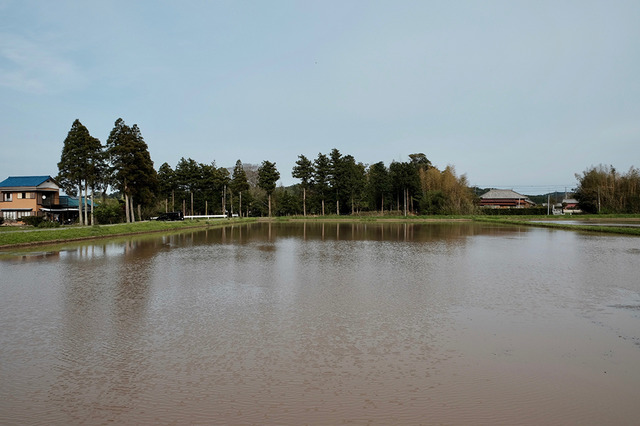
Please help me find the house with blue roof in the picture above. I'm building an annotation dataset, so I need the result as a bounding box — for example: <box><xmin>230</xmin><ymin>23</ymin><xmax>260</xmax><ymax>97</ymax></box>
<box><xmin>0</xmin><ymin>176</ymin><xmax>60</xmax><ymax>221</ymax></box>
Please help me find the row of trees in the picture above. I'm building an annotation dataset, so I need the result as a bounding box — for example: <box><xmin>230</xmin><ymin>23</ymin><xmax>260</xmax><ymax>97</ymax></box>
<box><xmin>57</xmin><ymin>119</ymin><xmax>157</xmax><ymax>225</ymax></box>
<box><xmin>60</xmin><ymin>119</ymin><xmax>639</xmax><ymax>222</ymax></box>
<box><xmin>156</xmin><ymin>158</ymin><xmax>280</xmax><ymax>218</ymax></box>
<box><xmin>574</xmin><ymin>165</ymin><xmax>640</xmax><ymax>213</ymax></box>
<box><xmin>152</xmin><ymin>149</ymin><xmax>476</xmax><ymax>218</ymax></box>
<box><xmin>289</xmin><ymin>149</ymin><xmax>475</xmax><ymax>216</ymax></box>
<box><xmin>58</xmin><ymin>118</ymin><xmax>478</xmax><ymax>224</ymax></box>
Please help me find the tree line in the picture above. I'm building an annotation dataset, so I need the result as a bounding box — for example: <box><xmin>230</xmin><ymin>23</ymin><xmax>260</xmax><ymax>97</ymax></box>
<box><xmin>574</xmin><ymin>165</ymin><xmax>640</xmax><ymax>213</ymax></box>
<box><xmin>58</xmin><ymin>119</ymin><xmax>640</xmax><ymax>225</ymax></box>
<box><xmin>57</xmin><ymin>118</ymin><xmax>157</xmax><ymax>225</ymax></box>
<box><xmin>153</xmin><ymin>149</ymin><xmax>476</xmax><ymax>218</ymax></box>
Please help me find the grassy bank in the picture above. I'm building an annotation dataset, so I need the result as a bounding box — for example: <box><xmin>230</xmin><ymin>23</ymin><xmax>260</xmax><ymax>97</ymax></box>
<box><xmin>474</xmin><ymin>215</ymin><xmax>640</xmax><ymax>236</ymax></box>
<box><xmin>0</xmin><ymin>218</ymin><xmax>255</xmax><ymax>248</ymax></box>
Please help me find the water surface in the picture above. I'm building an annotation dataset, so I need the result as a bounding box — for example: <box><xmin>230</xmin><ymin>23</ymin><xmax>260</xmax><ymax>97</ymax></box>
<box><xmin>1</xmin><ymin>222</ymin><xmax>639</xmax><ymax>425</ymax></box>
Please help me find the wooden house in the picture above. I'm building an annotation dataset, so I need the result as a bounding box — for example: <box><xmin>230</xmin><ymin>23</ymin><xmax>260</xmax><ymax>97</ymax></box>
<box><xmin>479</xmin><ymin>189</ymin><xmax>535</xmax><ymax>208</ymax></box>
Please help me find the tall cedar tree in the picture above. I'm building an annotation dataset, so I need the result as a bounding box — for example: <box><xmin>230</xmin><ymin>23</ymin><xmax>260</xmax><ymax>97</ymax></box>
<box><xmin>106</xmin><ymin>118</ymin><xmax>158</xmax><ymax>223</ymax></box>
<box><xmin>368</xmin><ymin>161</ymin><xmax>391</xmax><ymax>213</ymax></box>
<box><xmin>57</xmin><ymin>119</ymin><xmax>103</xmax><ymax>225</ymax></box>
<box><xmin>329</xmin><ymin>148</ymin><xmax>343</xmax><ymax>215</ymax></box>
<box><xmin>157</xmin><ymin>162</ymin><xmax>176</xmax><ymax>211</ymax></box>
<box><xmin>292</xmin><ymin>154</ymin><xmax>313</xmax><ymax>216</ymax></box>
<box><xmin>257</xmin><ymin>160</ymin><xmax>280</xmax><ymax>217</ymax></box>
<box><xmin>231</xmin><ymin>160</ymin><xmax>250</xmax><ymax>217</ymax></box>
<box><xmin>312</xmin><ymin>153</ymin><xmax>331</xmax><ymax>215</ymax></box>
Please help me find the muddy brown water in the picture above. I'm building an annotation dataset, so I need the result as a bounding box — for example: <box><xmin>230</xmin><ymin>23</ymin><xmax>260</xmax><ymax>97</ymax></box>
<box><xmin>1</xmin><ymin>222</ymin><xmax>639</xmax><ymax>425</ymax></box>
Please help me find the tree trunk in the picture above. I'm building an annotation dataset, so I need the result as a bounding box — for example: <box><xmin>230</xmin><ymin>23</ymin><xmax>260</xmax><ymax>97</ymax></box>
<box><xmin>322</xmin><ymin>199</ymin><xmax>325</xmax><ymax>216</ymax></box>
<box><xmin>138</xmin><ymin>204</ymin><xmax>141</xmax><ymax>222</ymax></box>
<box><xmin>90</xmin><ymin>187</ymin><xmax>95</xmax><ymax>225</ymax></box>
<box><xmin>130</xmin><ymin>195</ymin><xmax>136</xmax><ymax>223</ymax></box>
<box><xmin>239</xmin><ymin>192</ymin><xmax>242</xmax><ymax>218</ymax></box>
<box><xmin>84</xmin><ymin>181</ymin><xmax>89</xmax><ymax>225</ymax></box>
<box><xmin>124</xmin><ymin>193</ymin><xmax>130</xmax><ymax>223</ymax></box>
<box><xmin>268</xmin><ymin>193</ymin><xmax>272</xmax><ymax>217</ymax></box>
<box><xmin>84</xmin><ymin>182</ymin><xmax>88</xmax><ymax>225</ymax></box>
<box><xmin>303</xmin><ymin>187</ymin><xmax>306</xmax><ymax>216</ymax></box>
<box><xmin>404</xmin><ymin>188</ymin><xmax>407</xmax><ymax>217</ymax></box>
<box><xmin>78</xmin><ymin>183</ymin><xmax>83</xmax><ymax>225</ymax></box>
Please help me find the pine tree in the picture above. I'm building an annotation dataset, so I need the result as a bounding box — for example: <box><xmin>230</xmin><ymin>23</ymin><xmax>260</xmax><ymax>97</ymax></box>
<box><xmin>257</xmin><ymin>160</ymin><xmax>280</xmax><ymax>217</ymax></box>
<box><xmin>231</xmin><ymin>160</ymin><xmax>250</xmax><ymax>217</ymax></box>
<box><xmin>57</xmin><ymin>119</ymin><xmax>102</xmax><ymax>225</ymax></box>
<box><xmin>106</xmin><ymin>118</ymin><xmax>157</xmax><ymax>222</ymax></box>
<box><xmin>312</xmin><ymin>153</ymin><xmax>330</xmax><ymax>216</ymax></box>
<box><xmin>292</xmin><ymin>154</ymin><xmax>313</xmax><ymax>216</ymax></box>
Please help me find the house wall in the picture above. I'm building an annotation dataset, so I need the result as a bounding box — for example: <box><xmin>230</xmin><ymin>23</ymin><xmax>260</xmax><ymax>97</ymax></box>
<box><xmin>0</xmin><ymin>190</ymin><xmax>59</xmax><ymax>220</ymax></box>
<box><xmin>479</xmin><ymin>199</ymin><xmax>535</xmax><ymax>208</ymax></box>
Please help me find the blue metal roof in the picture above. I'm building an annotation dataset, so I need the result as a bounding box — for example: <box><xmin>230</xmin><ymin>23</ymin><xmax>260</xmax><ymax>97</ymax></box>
<box><xmin>59</xmin><ymin>195</ymin><xmax>95</xmax><ymax>207</ymax></box>
<box><xmin>0</xmin><ymin>176</ymin><xmax>55</xmax><ymax>188</ymax></box>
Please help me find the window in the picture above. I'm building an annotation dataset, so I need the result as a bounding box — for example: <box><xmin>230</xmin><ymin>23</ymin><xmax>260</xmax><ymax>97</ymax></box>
<box><xmin>17</xmin><ymin>192</ymin><xmax>35</xmax><ymax>199</ymax></box>
<box><xmin>1</xmin><ymin>211</ymin><xmax>33</xmax><ymax>220</ymax></box>
<box><xmin>2</xmin><ymin>192</ymin><xmax>12</xmax><ymax>202</ymax></box>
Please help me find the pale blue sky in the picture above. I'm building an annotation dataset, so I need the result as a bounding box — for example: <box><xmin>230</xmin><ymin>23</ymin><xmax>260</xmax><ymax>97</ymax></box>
<box><xmin>1</xmin><ymin>0</ymin><xmax>639</xmax><ymax>194</ymax></box>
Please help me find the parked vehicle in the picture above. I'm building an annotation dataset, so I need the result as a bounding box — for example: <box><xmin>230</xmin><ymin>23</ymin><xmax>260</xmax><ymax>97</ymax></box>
<box><xmin>155</xmin><ymin>211</ymin><xmax>184</xmax><ymax>221</ymax></box>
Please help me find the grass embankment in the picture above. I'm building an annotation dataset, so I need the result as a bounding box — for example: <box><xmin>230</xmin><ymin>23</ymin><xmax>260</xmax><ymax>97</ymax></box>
<box><xmin>0</xmin><ymin>218</ymin><xmax>255</xmax><ymax>248</ymax></box>
<box><xmin>474</xmin><ymin>215</ymin><xmax>640</xmax><ymax>236</ymax></box>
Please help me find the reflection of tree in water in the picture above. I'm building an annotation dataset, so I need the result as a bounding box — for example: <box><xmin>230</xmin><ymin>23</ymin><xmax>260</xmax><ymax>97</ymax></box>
<box><xmin>50</xmin><ymin>240</ymin><xmax>156</xmax><ymax>423</ymax></box>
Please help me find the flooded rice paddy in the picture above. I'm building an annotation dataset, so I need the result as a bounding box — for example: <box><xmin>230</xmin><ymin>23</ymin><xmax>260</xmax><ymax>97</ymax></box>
<box><xmin>1</xmin><ymin>222</ymin><xmax>639</xmax><ymax>425</ymax></box>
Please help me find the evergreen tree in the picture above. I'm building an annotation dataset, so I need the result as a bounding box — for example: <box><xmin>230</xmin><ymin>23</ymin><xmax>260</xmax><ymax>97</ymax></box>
<box><xmin>329</xmin><ymin>148</ymin><xmax>343</xmax><ymax>215</ymax></box>
<box><xmin>292</xmin><ymin>154</ymin><xmax>313</xmax><ymax>216</ymax></box>
<box><xmin>389</xmin><ymin>161</ymin><xmax>420</xmax><ymax>215</ymax></box>
<box><xmin>312</xmin><ymin>152</ymin><xmax>331</xmax><ymax>215</ymax></box>
<box><xmin>231</xmin><ymin>160</ymin><xmax>250</xmax><ymax>217</ymax></box>
<box><xmin>157</xmin><ymin>162</ymin><xmax>176</xmax><ymax>211</ymax></box>
<box><xmin>106</xmin><ymin>118</ymin><xmax>157</xmax><ymax>222</ymax></box>
<box><xmin>367</xmin><ymin>161</ymin><xmax>391</xmax><ymax>213</ymax></box>
<box><xmin>57</xmin><ymin>119</ymin><xmax>102</xmax><ymax>225</ymax></box>
<box><xmin>257</xmin><ymin>160</ymin><xmax>280</xmax><ymax>217</ymax></box>
<box><xmin>340</xmin><ymin>155</ymin><xmax>367</xmax><ymax>214</ymax></box>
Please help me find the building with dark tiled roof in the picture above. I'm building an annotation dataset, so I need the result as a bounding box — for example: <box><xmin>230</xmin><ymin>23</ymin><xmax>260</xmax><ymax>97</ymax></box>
<box><xmin>479</xmin><ymin>189</ymin><xmax>535</xmax><ymax>208</ymax></box>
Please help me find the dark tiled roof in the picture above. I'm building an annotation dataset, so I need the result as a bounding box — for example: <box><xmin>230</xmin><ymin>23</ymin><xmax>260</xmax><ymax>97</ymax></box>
<box><xmin>0</xmin><ymin>175</ymin><xmax>55</xmax><ymax>188</ymax></box>
<box><xmin>480</xmin><ymin>189</ymin><xmax>528</xmax><ymax>199</ymax></box>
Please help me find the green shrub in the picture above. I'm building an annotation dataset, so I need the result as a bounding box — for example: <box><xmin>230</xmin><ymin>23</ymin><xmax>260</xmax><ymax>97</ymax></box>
<box><xmin>94</xmin><ymin>199</ymin><xmax>125</xmax><ymax>224</ymax></box>
<box><xmin>37</xmin><ymin>220</ymin><xmax>61</xmax><ymax>228</ymax></box>
<box><xmin>21</xmin><ymin>215</ymin><xmax>45</xmax><ymax>227</ymax></box>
